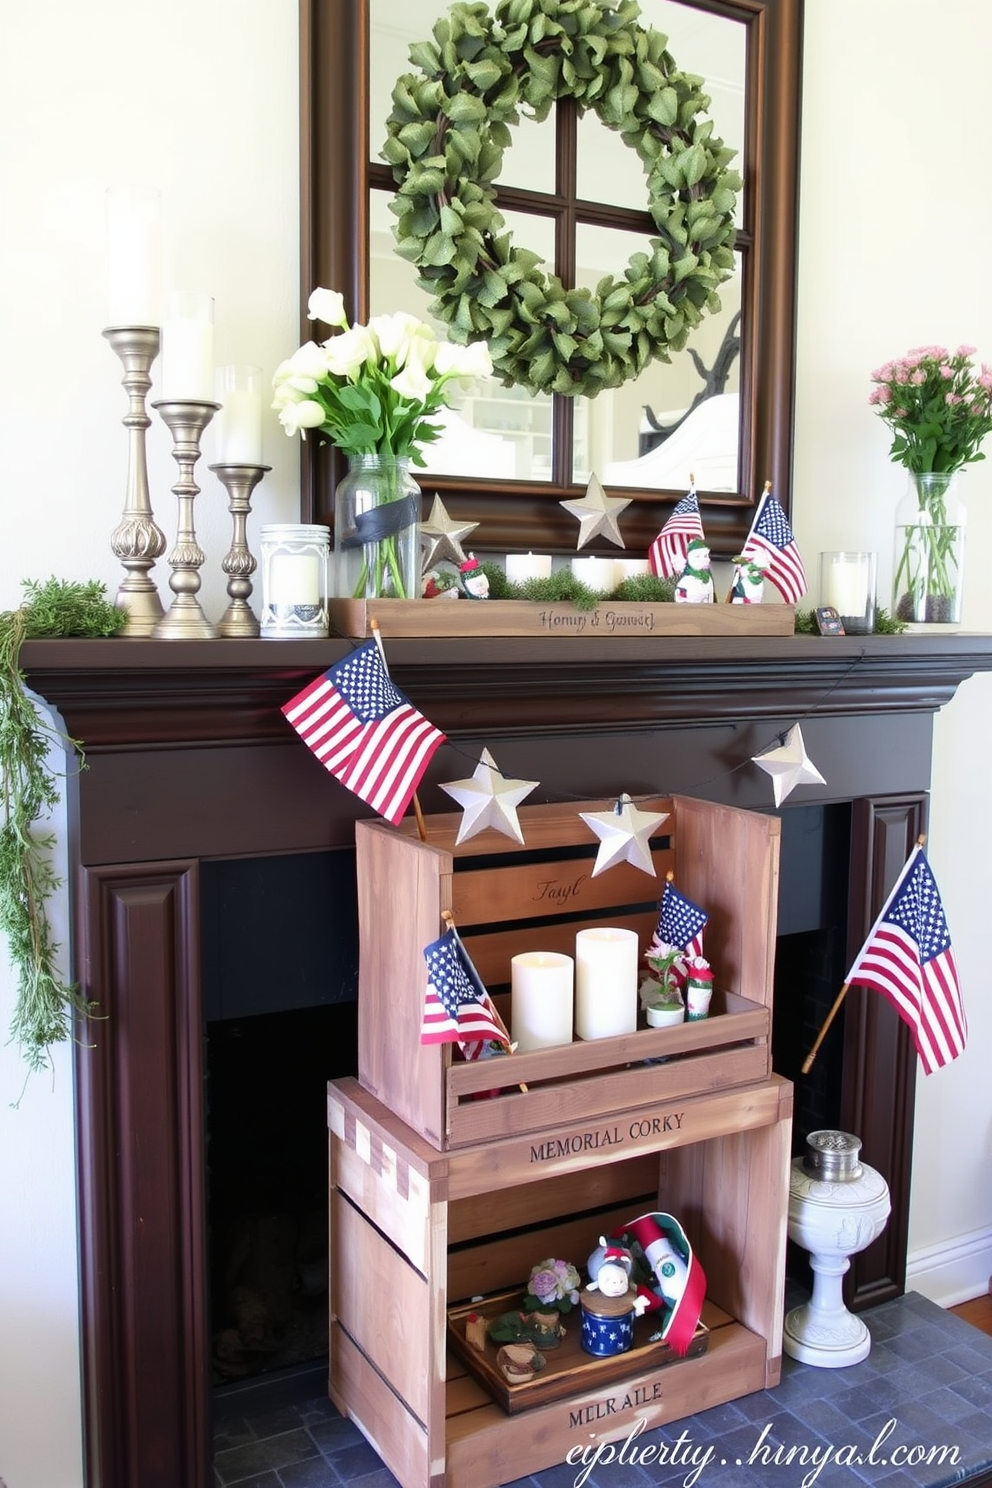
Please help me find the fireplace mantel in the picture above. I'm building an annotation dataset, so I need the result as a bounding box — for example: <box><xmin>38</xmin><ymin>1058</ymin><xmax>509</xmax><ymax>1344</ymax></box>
<box><xmin>20</xmin><ymin>631</ymin><xmax>992</xmax><ymax>1488</ymax></box>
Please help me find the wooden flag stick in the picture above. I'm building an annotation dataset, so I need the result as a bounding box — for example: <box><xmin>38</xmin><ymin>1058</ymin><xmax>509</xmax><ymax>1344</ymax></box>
<box><xmin>802</xmin><ymin>831</ymin><xmax>928</xmax><ymax>1075</ymax></box>
<box><xmin>801</xmin><ymin>982</ymin><xmax>850</xmax><ymax>1075</ymax></box>
<box><xmin>370</xmin><ymin>614</ymin><xmax>428</xmax><ymax>842</ymax></box>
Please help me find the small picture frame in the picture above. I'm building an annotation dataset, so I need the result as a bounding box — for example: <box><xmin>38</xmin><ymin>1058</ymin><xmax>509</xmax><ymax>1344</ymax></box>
<box><xmin>815</xmin><ymin>605</ymin><xmax>846</xmax><ymax>636</ymax></box>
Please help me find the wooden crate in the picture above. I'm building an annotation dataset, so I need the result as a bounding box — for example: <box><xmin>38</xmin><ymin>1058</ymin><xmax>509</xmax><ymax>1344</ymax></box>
<box><xmin>356</xmin><ymin>795</ymin><xmax>781</xmax><ymax>1149</ymax></box>
<box><xmin>328</xmin><ymin>1073</ymin><xmax>793</xmax><ymax>1488</ymax></box>
<box><xmin>329</xmin><ymin>596</ymin><xmax>795</xmax><ymax>638</ymax></box>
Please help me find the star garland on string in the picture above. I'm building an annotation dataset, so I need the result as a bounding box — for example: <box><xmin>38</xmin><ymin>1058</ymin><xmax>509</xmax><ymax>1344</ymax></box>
<box><xmin>579</xmin><ymin>794</ymin><xmax>669</xmax><ymax>877</ymax></box>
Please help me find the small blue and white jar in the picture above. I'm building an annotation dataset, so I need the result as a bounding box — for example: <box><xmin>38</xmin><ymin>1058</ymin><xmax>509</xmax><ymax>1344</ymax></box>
<box><xmin>580</xmin><ymin>1292</ymin><xmax>635</xmax><ymax>1356</ymax></box>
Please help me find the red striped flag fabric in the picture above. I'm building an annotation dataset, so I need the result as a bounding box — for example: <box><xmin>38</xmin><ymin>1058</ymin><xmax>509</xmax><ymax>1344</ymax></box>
<box><xmin>648</xmin><ymin>489</ymin><xmax>703</xmax><ymax>578</ymax></box>
<box><xmin>281</xmin><ymin>640</ymin><xmax>445</xmax><ymax>826</ymax></box>
<box><xmin>741</xmin><ymin>489</ymin><xmax>808</xmax><ymax>603</ymax></box>
<box><xmin>846</xmin><ymin>845</ymin><xmax>966</xmax><ymax>1075</ymax></box>
<box><xmin>421</xmin><ymin>927</ymin><xmax>507</xmax><ymax>1052</ymax></box>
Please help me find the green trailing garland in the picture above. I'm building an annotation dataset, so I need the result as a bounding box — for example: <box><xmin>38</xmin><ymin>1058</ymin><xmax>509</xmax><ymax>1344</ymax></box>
<box><xmin>383</xmin><ymin>0</ymin><xmax>742</xmax><ymax>398</ymax></box>
<box><xmin>1</xmin><ymin>579</ymin><xmax>125</xmax><ymax>1074</ymax></box>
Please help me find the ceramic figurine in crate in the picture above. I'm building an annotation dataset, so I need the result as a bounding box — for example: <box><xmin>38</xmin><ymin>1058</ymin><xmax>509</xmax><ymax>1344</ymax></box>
<box><xmin>581</xmin><ymin>1239</ymin><xmax>645</xmax><ymax>1356</ymax></box>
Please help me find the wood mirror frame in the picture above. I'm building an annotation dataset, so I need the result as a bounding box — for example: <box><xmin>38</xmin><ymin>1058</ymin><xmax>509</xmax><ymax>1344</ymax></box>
<box><xmin>299</xmin><ymin>0</ymin><xmax>803</xmax><ymax>557</ymax></box>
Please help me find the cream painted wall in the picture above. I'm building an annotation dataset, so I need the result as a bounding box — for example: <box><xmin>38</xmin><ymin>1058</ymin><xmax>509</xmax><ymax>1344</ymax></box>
<box><xmin>1</xmin><ymin>1</ymin><xmax>991</xmax><ymax>1484</ymax></box>
<box><xmin>793</xmin><ymin>0</ymin><xmax>992</xmax><ymax>1300</ymax></box>
<box><xmin>0</xmin><ymin>3</ymin><xmax>300</xmax><ymax>1485</ymax></box>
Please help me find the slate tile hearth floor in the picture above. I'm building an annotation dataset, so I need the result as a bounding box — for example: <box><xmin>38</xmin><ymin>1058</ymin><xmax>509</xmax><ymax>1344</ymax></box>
<box><xmin>212</xmin><ymin>1293</ymin><xmax>992</xmax><ymax>1488</ymax></box>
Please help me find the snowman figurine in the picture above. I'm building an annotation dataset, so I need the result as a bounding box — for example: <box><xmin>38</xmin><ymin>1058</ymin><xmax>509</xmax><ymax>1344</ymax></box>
<box><xmin>729</xmin><ymin>552</ymin><xmax>769</xmax><ymax>604</ymax></box>
<box><xmin>674</xmin><ymin>540</ymin><xmax>715</xmax><ymax>604</ymax></box>
<box><xmin>458</xmin><ymin>553</ymin><xmax>490</xmax><ymax>600</ymax></box>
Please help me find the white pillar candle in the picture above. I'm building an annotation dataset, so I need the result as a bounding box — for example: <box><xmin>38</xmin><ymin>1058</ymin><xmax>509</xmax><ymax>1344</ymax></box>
<box><xmin>575</xmin><ymin>927</ymin><xmax>639</xmax><ymax>1040</ymax></box>
<box><xmin>614</xmin><ymin>558</ymin><xmax>651</xmax><ymax>582</ymax></box>
<box><xmin>267</xmin><ymin>553</ymin><xmax>320</xmax><ymax>606</ymax></box>
<box><xmin>215</xmin><ymin>364</ymin><xmax>264</xmax><ymax>464</ymax></box>
<box><xmin>160</xmin><ymin>292</ymin><xmax>214</xmax><ymax>401</ymax></box>
<box><xmin>505</xmin><ymin>552</ymin><xmax>553</xmax><ymax>583</ymax></box>
<box><xmin>105</xmin><ymin>185</ymin><xmax>162</xmax><ymax>326</ymax></box>
<box><xmin>570</xmin><ymin>556</ymin><xmax>617</xmax><ymax>593</ymax></box>
<box><xmin>511</xmin><ymin>952</ymin><xmax>574</xmax><ymax>1051</ymax></box>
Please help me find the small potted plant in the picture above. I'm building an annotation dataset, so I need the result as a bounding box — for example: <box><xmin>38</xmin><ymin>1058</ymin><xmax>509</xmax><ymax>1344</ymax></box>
<box><xmin>640</xmin><ymin>938</ymin><xmax>686</xmax><ymax>1027</ymax></box>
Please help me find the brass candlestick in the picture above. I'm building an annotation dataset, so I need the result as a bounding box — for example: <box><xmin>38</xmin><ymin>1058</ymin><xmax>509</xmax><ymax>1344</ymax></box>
<box><xmin>103</xmin><ymin>325</ymin><xmax>167</xmax><ymax>636</ymax></box>
<box><xmin>151</xmin><ymin>399</ymin><xmax>219</xmax><ymax>639</ymax></box>
<box><xmin>210</xmin><ymin>463</ymin><xmax>269</xmax><ymax>638</ymax></box>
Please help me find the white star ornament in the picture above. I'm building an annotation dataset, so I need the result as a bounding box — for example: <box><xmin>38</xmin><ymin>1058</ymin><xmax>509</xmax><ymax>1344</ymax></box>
<box><xmin>580</xmin><ymin>794</ymin><xmax>669</xmax><ymax>877</ymax></box>
<box><xmin>752</xmin><ymin>724</ymin><xmax>826</xmax><ymax>806</ymax></box>
<box><xmin>419</xmin><ymin>494</ymin><xmax>479</xmax><ymax>571</ymax></box>
<box><xmin>439</xmin><ymin>748</ymin><xmax>539</xmax><ymax>844</ymax></box>
<box><xmin>559</xmin><ymin>474</ymin><xmax>631</xmax><ymax>549</ymax></box>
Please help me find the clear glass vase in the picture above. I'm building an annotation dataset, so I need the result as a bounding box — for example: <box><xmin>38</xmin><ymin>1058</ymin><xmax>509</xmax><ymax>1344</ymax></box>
<box><xmin>333</xmin><ymin>454</ymin><xmax>421</xmax><ymax>599</ymax></box>
<box><xmin>892</xmin><ymin>471</ymin><xmax>966</xmax><ymax>627</ymax></box>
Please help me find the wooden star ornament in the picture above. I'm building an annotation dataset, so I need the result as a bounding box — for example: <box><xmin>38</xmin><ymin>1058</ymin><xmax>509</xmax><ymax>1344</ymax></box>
<box><xmin>752</xmin><ymin>725</ymin><xmax>826</xmax><ymax>806</ymax></box>
<box><xmin>420</xmin><ymin>494</ymin><xmax>479</xmax><ymax>571</ymax></box>
<box><xmin>559</xmin><ymin>474</ymin><xmax>631</xmax><ymax>549</ymax></box>
<box><xmin>580</xmin><ymin>793</ymin><xmax>669</xmax><ymax>877</ymax></box>
<box><xmin>439</xmin><ymin>748</ymin><xmax>539</xmax><ymax>844</ymax></box>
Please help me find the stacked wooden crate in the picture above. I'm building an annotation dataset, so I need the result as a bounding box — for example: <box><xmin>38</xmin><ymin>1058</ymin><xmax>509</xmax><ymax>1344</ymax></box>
<box><xmin>328</xmin><ymin>795</ymin><xmax>793</xmax><ymax>1488</ymax></box>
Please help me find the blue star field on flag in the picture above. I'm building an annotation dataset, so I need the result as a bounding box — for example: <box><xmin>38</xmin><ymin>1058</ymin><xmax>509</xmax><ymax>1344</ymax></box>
<box><xmin>656</xmin><ymin>882</ymin><xmax>708</xmax><ymax>959</ymax></box>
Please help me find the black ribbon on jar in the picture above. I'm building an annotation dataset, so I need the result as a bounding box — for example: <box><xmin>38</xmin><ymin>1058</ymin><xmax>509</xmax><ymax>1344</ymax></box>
<box><xmin>340</xmin><ymin>494</ymin><xmax>419</xmax><ymax>549</ymax></box>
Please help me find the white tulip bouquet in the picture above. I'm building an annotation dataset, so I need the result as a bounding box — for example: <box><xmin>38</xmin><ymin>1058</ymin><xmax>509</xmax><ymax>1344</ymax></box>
<box><xmin>273</xmin><ymin>287</ymin><xmax>493</xmax><ymax>460</ymax></box>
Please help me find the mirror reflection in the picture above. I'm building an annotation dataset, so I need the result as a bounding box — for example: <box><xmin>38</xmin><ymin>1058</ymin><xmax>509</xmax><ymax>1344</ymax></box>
<box><xmin>369</xmin><ymin>0</ymin><xmax>746</xmax><ymax>491</ymax></box>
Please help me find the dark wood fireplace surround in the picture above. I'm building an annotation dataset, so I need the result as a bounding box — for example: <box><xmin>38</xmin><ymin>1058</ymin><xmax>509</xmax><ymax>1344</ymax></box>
<box><xmin>21</xmin><ymin>630</ymin><xmax>992</xmax><ymax>1488</ymax></box>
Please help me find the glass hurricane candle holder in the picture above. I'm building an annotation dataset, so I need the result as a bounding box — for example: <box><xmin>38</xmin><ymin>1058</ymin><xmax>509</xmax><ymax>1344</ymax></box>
<box><xmin>260</xmin><ymin>524</ymin><xmax>330</xmax><ymax>638</ymax></box>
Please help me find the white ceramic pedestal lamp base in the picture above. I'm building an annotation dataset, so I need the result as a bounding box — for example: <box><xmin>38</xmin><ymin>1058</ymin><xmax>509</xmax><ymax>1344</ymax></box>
<box><xmin>783</xmin><ymin>1133</ymin><xmax>891</xmax><ymax>1369</ymax></box>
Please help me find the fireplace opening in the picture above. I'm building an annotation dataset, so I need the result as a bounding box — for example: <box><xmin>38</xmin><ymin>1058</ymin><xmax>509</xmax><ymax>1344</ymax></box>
<box><xmin>201</xmin><ymin>849</ymin><xmax>359</xmax><ymax>1385</ymax></box>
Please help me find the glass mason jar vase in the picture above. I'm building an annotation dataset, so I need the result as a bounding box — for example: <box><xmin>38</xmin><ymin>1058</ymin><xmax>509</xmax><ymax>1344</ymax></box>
<box><xmin>892</xmin><ymin>471</ymin><xmax>966</xmax><ymax>626</ymax></box>
<box><xmin>333</xmin><ymin>454</ymin><xmax>421</xmax><ymax>599</ymax></box>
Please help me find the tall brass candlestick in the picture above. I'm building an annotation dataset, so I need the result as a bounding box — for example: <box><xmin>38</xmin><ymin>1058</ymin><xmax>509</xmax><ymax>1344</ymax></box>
<box><xmin>151</xmin><ymin>399</ymin><xmax>219</xmax><ymax>639</ymax></box>
<box><xmin>103</xmin><ymin>325</ymin><xmax>167</xmax><ymax>635</ymax></box>
<box><xmin>210</xmin><ymin>463</ymin><xmax>270</xmax><ymax>637</ymax></box>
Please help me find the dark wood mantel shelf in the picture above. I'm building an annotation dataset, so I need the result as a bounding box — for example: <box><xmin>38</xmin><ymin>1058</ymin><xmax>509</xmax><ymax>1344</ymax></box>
<box><xmin>22</xmin><ymin>630</ymin><xmax>992</xmax><ymax>744</ymax></box>
<box><xmin>17</xmin><ymin>629</ymin><xmax>992</xmax><ymax>1488</ymax></box>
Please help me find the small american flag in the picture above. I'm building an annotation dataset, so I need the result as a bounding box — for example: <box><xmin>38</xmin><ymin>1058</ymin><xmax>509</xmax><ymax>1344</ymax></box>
<box><xmin>281</xmin><ymin>640</ymin><xmax>445</xmax><ymax>826</ymax></box>
<box><xmin>846</xmin><ymin>846</ymin><xmax>966</xmax><ymax>1075</ymax></box>
<box><xmin>656</xmin><ymin>881</ymin><xmax>708</xmax><ymax>959</ymax></box>
<box><xmin>741</xmin><ymin>488</ymin><xmax>808</xmax><ymax>603</ymax></box>
<box><xmin>649</xmin><ymin>489</ymin><xmax>703</xmax><ymax>579</ymax></box>
<box><xmin>421</xmin><ymin>927</ymin><xmax>507</xmax><ymax>1051</ymax></box>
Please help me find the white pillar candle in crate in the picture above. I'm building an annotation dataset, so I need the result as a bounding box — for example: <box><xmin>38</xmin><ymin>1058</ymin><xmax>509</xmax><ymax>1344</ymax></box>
<box><xmin>575</xmin><ymin>927</ymin><xmax>639</xmax><ymax>1039</ymax></box>
<box><xmin>570</xmin><ymin>555</ymin><xmax>616</xmax><ymax>593</ymax></box>
<box><xmin>511</xmin><ymin>951</ymin><xmax>574</xmax><ymax>1051</ymax></box>
<box><xmin>505</xmin><ymin>552</ymin><xmax>553</xmax><ymax>583</ymax></box>
<box><xmin>614</xmin><ymin>558</ymin><xmax>651</xmax><ymax>582</ymax></box>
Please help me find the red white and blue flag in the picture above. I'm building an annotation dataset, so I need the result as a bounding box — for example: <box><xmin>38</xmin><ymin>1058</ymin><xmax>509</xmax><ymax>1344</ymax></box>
<box><xmin>421</xmin><ymin>926</ymin><xmax>507</xmax><ymax>1054</ymax></box>
<box><xmin>656</xmin><ymin>881</ymin><xmax>708</xmax><ymax>960</ymax></box>
<box><xmin>846</xmin><ymin>845</ymin><xmax>966</xmax><ymax>1075</ymax></box>
<box><xmin>741</xmin><ymin>487</ymin><xmax>808</xmax><ymax>603</ymax></box>
<box><xmin>281</xmin><ymin>640</ymin><xmax>445</xmax><ymax>826</ymax></box>
<box><xmin>649</xmin><ymin>488</ymin><xmax>703</xmax><ymax>578</ymax></box>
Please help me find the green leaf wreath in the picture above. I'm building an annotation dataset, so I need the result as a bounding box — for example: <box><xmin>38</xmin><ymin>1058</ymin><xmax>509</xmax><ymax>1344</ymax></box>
<box><xmin>383</xmin><ymin>0</ymin><xmax>742</xmax><ymax>399</ymax></box>
<box><xmin>1</xmin><ymin>579</ymin><xmax>125</xmax><ymax>1075</ymax></box>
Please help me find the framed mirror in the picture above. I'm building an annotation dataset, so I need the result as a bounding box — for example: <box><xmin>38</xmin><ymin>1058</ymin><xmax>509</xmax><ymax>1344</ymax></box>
<box><xmin>300</xmin><ymin>0</ymin><xmax>802</xmax><ymax>556</ymax></box>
